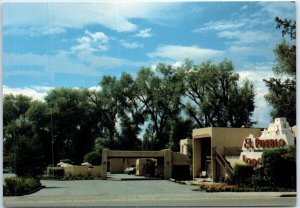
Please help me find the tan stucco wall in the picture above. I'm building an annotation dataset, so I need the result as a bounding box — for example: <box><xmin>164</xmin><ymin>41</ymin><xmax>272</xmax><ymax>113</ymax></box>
<box><xmin>107</xmin><ymin>150</ymin><xmax>164</xmax><ymax>158</ymax></box>
<box><xmin>102</xmin><ymin>149</ymin><xmax>189</xmax><ymax>180</ymax></box>
<box><xmin>110</xmin><ymin>158</ymin><xmax>137</xmax><ymax>173</ymax></box>
<box><xmin>211</xmin><ymin>127</ymin><xmax>261</xmax><ymax>154</ymax></box>
<box><xmin>110</xmin><ymin>158</ymin><xmax>124</xmax><ymax>173</ymax></box>
<box><xmin>63</xmin><ymin>166</ymin><xmax>101</xmax><ymax>177</ymax></box>
<box><xmin>172</xmin><ymin>152</ymin><xmax>189</xmax><ymax>165</ymax></box>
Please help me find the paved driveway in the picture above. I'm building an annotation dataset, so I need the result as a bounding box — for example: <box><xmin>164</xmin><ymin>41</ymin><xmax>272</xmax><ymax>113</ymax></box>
<box><xmin>4</xmin><ymin>179</ymin><xmax>297</xmax><ymax>207</ymax></box>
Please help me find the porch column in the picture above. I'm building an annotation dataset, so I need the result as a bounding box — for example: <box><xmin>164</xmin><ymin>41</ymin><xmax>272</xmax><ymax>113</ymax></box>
<box><xmin>101</xmin><ymin>149</ymin><xmax>108</xmax><ymax>179</ymax></box>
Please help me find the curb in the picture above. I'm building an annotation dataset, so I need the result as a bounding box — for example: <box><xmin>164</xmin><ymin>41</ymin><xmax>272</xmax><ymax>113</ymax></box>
<box><xmin>279</xmin><ymin>194</ymin><xmax>296</xmax><ymax>197</ymax></box>
<box><xmin>5</xmin><ymin>185</ymin><xmax>46</xmax><ymax>197</ymax></box>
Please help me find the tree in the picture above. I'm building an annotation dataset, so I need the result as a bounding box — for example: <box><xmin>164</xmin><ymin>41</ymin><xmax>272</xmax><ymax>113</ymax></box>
<box><xmin>264</xmin><ymin>17</ymin><xmax>296</xmax><ymax>126</ymax></box>
<box><xmin>114</xmin><ymin>73</ymin><xmax>144</xmax><ymax>150</ymax></box>
<box><xmin>6</xmin><ymin>116</ymin><xmax>45</xmax><ymax>177</ymax></box>
<box><xmin>44</xmin><ymin>88</ymin><xmax>99</xmax><ymax>164</ymax></box>
<box><xmin>178</xmin><ymin>59</ymin><xmax>256</xmax><ymax>128</ymax></box>
<box><xmin>3</xmin><ymin>94</ymin><xmax>32</xmax><ymax>126</ymax></box>
<box><xmin>136</xmin><ymin>65</ymin><xmax>183</xmax><ymax>150</ymax></box>
<box><xmin>3</xmin><ymin>94</ymin><xmax>34</xmax><ymax>166</ymax></box>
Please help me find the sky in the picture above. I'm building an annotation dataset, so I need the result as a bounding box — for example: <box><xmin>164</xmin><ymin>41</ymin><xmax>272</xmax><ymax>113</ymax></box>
<box><xmin>2</xmin><ymin>1</ymin><xmax>296</xmax><ymax>128</ymax></box>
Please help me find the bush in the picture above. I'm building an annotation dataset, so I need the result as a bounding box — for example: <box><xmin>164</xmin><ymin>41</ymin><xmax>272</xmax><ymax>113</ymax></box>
<box><xmin>46</xmin><ymin>167</ymin><xmax>64</xmax><ymax>179</ymax></box>
<box><xmin>199</xmin><ymin>183</ymin><xmax>237</xmax><ymax>192</ymax></box>
<box><xmin>84</xmin><ymin>151</ymin><xmax>102</xmax><ymax>165</ymax></box>
<box><xmin>143</xmin><ymin>159</ymin><xmax>156</xmax><ymax>177</ymax></box>
<box><xmin>233</xmin><ymin>164</ymin><xmax>254</xmax><ymax>186</ymax></box>
<box><xmin>4</xmin><ymin>177</ymin><xmax>41</xmax><ymax>196</ymax></box>
<box><xmin>10</xmin><ymin>136</ymin><xmax>46</xmax><ymax>177</ymax></box>
<box><xmin>262</xmin><ymin>147</ymin><xmax>296</xmax><ymax>189</ymax></box>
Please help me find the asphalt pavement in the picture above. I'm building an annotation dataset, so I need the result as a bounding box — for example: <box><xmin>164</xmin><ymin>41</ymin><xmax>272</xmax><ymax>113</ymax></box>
<box><xmin>3</xmin><ymin>177</ymin><xmax>297</xmax><ymax>207</ymax></box>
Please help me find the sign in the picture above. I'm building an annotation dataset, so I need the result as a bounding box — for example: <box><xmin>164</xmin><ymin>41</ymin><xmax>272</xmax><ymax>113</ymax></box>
<box><xmin>243</xmin><ymin>137</ymin><xmax>286</xmax><ymax>150</ymax></box>
<box><xmin>239</xmin><ymin>118</ymin><xmax>295</xmax><ymax>167</ymax></box>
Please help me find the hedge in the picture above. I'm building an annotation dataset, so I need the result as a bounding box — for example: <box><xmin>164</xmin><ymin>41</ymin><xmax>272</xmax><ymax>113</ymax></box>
<box><xmin>4</xmin><ymin>177</ymin><xmax>42</xmax><ymax>196</ymax></box>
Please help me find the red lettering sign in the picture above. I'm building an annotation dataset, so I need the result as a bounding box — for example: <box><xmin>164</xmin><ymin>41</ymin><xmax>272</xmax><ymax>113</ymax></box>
<box><xmin>242</xmin><ymin>155</ymin><xmax>262</xmax><ymax>166</ymax></box>
<box><xmin>247</xmin><ymin>138</ymin><xmax>287</xmax><ymax>149</ymax></box>
<box><xmin>244</xmin><ymin>138</ymin><xmax>252</xmax><ymax>149</ymax></box>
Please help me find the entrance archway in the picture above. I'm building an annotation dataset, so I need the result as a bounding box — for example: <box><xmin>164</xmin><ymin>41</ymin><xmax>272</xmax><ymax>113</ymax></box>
<box><xmin>101</xmin><ymin>149</ymin><xmax>172</xmax><ymax>180</ymax></box>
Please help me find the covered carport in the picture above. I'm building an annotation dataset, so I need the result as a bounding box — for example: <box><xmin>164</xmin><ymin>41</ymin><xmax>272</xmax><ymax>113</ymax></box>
<box><xmin>101</xmin><ymin>149</ymin><xmax>173</xmax><ymax>180</ymax></box>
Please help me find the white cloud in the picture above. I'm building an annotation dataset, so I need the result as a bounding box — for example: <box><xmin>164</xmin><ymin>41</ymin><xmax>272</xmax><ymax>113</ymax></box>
<box><xmin>88</xmin><ymin>86</ymin><xmax>102</xmax><ymax>91</ymax></box>
<box><xmin>4</xmin><ymin>50</ymin><xmax>147</xmax><ymax>78</ymax></box>
<box><xmin>240</xmin><ymin>5</ymin><xmax>248</xmax><ymax>10</ymax></box>
<box><xmin>3</xmin><ymin>3</ymin><xmax>178</xmax><ymax>35</ymax></box>
<box><xmin>228</xmin><ymin>45</ymin><xmax>270</xmax><ymax>57</ymax></box>
<box><xmin>147</xmin><ymin>45</ymin><xmax>223</xmax><ymax>62</ymax></box>
<box><xmin>3</xmin><ymin>85</ymin><xmax>53</xmax><ymax>101</ymax></box>
<box><xmin>71</xmin><ymin>30</ymin><xmax>109</xmax><ymax>53</ymax></box>
<box><xmin>238</xmin><ymin>68</ymin><xmax>274</xmax><ymax>128</ymax></box>
<box><xmin>76</xmin><ymin>51</ymin><xmax>146</xmax><ymax>69</ymax></box>
<box><xmin>134</xmin><ymin>28</ymin><xmax>153</xmax><ymax>38</ymax></box>
<box><xmin>4</xmin><ymin>52</ymin><xmax>100</xmax><ymax>76</ymax></box>
<box><xmin>259</xmin><ymin>2</ymin><xmax>296</xmax><ymax>20</ymax></box>
<box><xmin>120</xmin><ymin>40</ymin><xmax>143</xmax><ymax>49</ymax></box>
<box><xmin>193</xmin><ymin>20</ymin><xmax>246</xmax><ymax>33</ymax></box>
<box><xmin>219</xmin><ymin>30</ymin><xmax>273</xmax><ymax>44</ymax></box>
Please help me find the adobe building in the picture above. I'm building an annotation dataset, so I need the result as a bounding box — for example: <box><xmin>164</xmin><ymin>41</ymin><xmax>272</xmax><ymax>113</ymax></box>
<box><xmin>192</xmin><ymin>127</ymin><xmax>262</xmax><ymax>181</ymax></box>
<box><xmin>101</xmin><ymin>149</ymin><xmax>189</xmax><ymax>180</ymax></box>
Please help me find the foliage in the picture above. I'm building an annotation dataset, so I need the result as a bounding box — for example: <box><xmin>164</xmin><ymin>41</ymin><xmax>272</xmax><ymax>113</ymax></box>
<box><xmin>199</xmin><ymin>183</ymin><xmax>237</xmax><ymax>192</ymax></box>
<box><xmin>4</xmin><ymin>177</ymin><xmax>41</xmax><ymax>196</ymax></box>
<box><xmin>264</xmin><ymin>78</ymin><xmax>296</xmax><ymax>125</ymax></box>
<box><xmin>264</xmin><ymin>17</ymin><xmax>296</xmax><ymax>126</ymax></box>
<box><xmin>261</xmin><ymin>147</ymin><xmax>296</xmax><ymax>189</ymax></box>
<box><xmin>3</xmin><ymin>58</ymin><xmax>257</xmax><ymax>177</ymax></box>
<box><xmin>143</xmin><ymin>159</ymin><xmax>156</xmax><ymax>177</ymax></box>
<box><xmin>3</xmin><ymin>94</ymin><xmax>32</xmax><ymax>126</ymax></box>
<box><xmin>136</xmin><ymin>65</ymin><xmax>183</xmax><ymax>150</ymax></box>
<box><xmin>11</xmin><ymin>134</ymin><xmax>45</xmax><ymax>177</ymax></box>
<box><xmin>233</xmin><ymin>164</ymin><xmax>254</xmax><ymax>186</ymax></box>
<box><xmin>84</xmin><ymin>151</ymin><xmax>102</xmax><ymax>165</ymax></box>
<box><xmin>45</xmin><ymin>88</ymin><xmax>99</xmax><ymax>164</ymax></box>
<box><xmin>179</xmin><ymin>59</ymin><xmax>256</xmax><ymax>128</ymax></box>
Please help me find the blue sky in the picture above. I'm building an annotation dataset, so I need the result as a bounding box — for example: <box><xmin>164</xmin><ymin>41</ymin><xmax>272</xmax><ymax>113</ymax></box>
<box><xmin>2</xmin><ymin>1</ymin><xmax>296</xmax><ymax>127</ymax></box>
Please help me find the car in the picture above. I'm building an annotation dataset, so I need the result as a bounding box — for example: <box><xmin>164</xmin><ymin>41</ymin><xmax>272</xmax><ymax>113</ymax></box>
<box><xmin>124</xmin><ymin>167</ymin><xmax>136</xmax><ymax>175</ymax></box>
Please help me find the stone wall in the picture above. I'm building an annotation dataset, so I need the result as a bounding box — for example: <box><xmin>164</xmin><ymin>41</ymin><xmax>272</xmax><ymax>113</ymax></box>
<box><xmin>63</xmin><ymin>166</ymin><xmax>101</xmax><ymax>177</ymax></box>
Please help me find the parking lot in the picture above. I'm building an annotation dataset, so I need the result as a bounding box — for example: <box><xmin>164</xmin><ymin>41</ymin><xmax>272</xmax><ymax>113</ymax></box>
<box><xmin>3</xmin><ymin>175</ymin><xmax>297</xmax><ymax>207</ymax></box>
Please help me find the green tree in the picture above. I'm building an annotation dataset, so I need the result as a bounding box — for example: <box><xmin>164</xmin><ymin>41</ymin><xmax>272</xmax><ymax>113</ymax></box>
<box><xmin>179</xmin><ymin>59</ymin><xmax>256</xmax><ymax>128</ymax></box>
<box><xmin>45</xmin><ymin>88</ymin><xmax>99</xmax><ymax>164</ymax></box>
<box><xmin>3</xmin><ymin>95</ymin><xmax>33</xmax><ymax>167</ymax></box>
<box><xmin>264</xmin><ymin>17</ymin><xmax>296</xmax><ymax>126</ymax></box>
<box><xmin>136</xmin><ymin>65</ymin><xmax>183</xmax><ymax>150</ymax></box>
<box><xmin>6</xmin><ymin>116</ymin><xmax>45</xmax><ymax>177</ymax></box>
<box><xmin>3</xmin><ymin>94</ymin><xmax>32</xmax><ymax>126</ymax></box>
<box><xmin>114</xmin><ymin>73</ymin><xmax>144</xmax><ymax>150</ymax></box>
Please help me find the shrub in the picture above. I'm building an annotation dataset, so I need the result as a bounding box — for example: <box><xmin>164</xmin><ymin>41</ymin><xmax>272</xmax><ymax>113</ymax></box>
<box><xmin>10</xmin><ymin>136</ymin><xmax>46</xmax><ymax>177</ymax></box>
<box><xmin>233</xmin><ymin>164</ymin><xmax>254</xmax><ymax>186</ymax></box>
<box><xmin>199</xmin><ymin>183</ymin><xmax>237</xmax><ymax>192</ymax></box>
<box><xmin>143</xmin><ymin>159</ymin><xmax>156</xmax><ymax>177</ymax></box>
<box><xmin>262</xmin><ymin>147</ymin><xmax>296</xmax><ymax>189</ymax></box>
<box><xmin>84</xmin><ymin>151</ymin><xmax>102</xmax><ymax>165</ymax></box>
<box><xmin>4</xmin><ymin>177</ymin><xmax>41</xmax><ymax>196</ymax></box>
